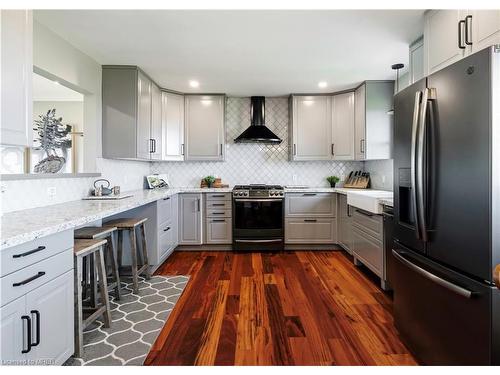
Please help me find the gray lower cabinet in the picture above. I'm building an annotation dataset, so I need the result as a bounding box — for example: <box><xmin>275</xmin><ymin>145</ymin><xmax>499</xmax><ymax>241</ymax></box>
<box><xmin>284</xmin><ymin>193</ymin><xmax>337</xmax><ymax>244</ymax></box>
<box><xmin>156</xmin><ymin>195</ymin><xmax>178</xmax><ymax>263</ymax></box>
<box><xmin>285</xmin><ymin>218</ymin><xmax>336</xmax><ymax>244</ymax></box>
<box><xmin>178</xmin><ymin>193</ymin><xmax>203</xmax><ymax>245</ymax></box>
<box><xmin>206</xmin><ymin>218</ymin><xmax>232</xmax><ymax>244</ymax></box>
<box><xmin>351</xmin><ymin>208</ymin><xmax>384</xmax><ymax>277</ymax></box>
<box><xmin>337</xmin><ymin>194</ymin><xmax>353</xmax><ymax>253</ymax></box>
<box><xmin>205</xmin><ymin>194</ymin><xmax>232</xmax><ymax>244</ymax></box>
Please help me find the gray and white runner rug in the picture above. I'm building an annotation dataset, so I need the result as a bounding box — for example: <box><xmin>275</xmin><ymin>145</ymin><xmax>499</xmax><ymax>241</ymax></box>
<box><xmin>64</xmin><ymin>274</ymin><xmax>189</xmax><ymax>366</ymax></box>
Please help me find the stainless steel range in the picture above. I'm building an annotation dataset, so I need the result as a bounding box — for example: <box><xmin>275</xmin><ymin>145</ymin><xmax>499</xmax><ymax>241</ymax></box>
<box><xmin>232</xmin><ymin>184</ymin><xmax>284</xmax><ymax>251</ymax></box>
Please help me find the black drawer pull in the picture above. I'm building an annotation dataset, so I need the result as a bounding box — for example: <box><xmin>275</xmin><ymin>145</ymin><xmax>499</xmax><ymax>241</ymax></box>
<box><xmin>211</xmin><ymin>194</ymin><xmax>225</xmax><ymax>198</ymax></box>
<box><xmin>304</xmin><ymin>219</ymin><xmax>317</xmax><ymax>222</ymax></box>
<box><xmin>211</xmin><ymin>219</ymin><xmax>226</xmax><ymax>222</ymax></box>
<box><xmin>303</xmin><ymin>193</ymin><xmax>317</xmax><ymax>196</ymax></box>
<box><xmin>13</xmin><ymin>272</ymin><xmax>46</xmax><ymax>287</ymax></box>
<box><xmin>163</xmin><ymin>197</ymin><xmax>170</xmax><ymax>201</ymax></box>
<box><xmin>163</xmin><ymin>227</ymin><xmax>171</xmax><ymax>232</ymax></box>
<box><xmin>13</xmin><ymin>246</ymin><xmax>46</xmax><ymax>259</ymax></box>
<box><xmin>211</xmin><ymin>212</ymin><xmax>225</xmax><ymax>215</ymax></box>
<box><xmin>31</xmin><ymin>310</ymin><xmax>40</xmax><ymax>347</ymax></box>
<box><xmin>21</xmin><ymin>315</ymin><xmax>32</xmax><ymax>354</ymax></box>
<box><xmin>211</xmin><ymin>203</ymin><xmax>226</xmax><ymax>206</ymax></box>
<box><xmin>355</xmin><ymin>209</ymin><xmax>374</xmax><ymax>217</ymax></box>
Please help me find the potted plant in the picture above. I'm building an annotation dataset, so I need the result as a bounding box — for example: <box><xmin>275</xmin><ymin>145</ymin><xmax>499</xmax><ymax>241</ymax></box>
<box><xmin>203</xmin><ymin>175</ymin><xmax>216</xmax><ymax>188</ymax></box>
<box><xmin>326</xmin><ymin>175</ymin><xmax>340</xmax><ymax>188</ymax></box>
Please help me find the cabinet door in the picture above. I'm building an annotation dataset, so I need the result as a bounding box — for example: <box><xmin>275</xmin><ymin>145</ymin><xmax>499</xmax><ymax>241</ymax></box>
<box><xmin>185</xmin><ymin>95</ymin><xmax>225</xmax><ymax>161</ymax></box>
<box><xmin>26</xmin><ymin>271</ymin><xmax>74</xmax><ymax>365</ymax></box>
<box><xmin>179</xmin><ymin>194</ymin><xmax>202</xmax><ymax>245</ymax></box>
<box><xmin>291</xmin><ymin>96</ymin><xmax>332</xmax><ymax>160</ymax></box>
<box><xmin>409</xmin><ymin>38</ymin><xmax>424</xmax><ymax>85</ymax></box>
<box><xmin>136</xmin><ymin>71</ymin><xmax>152</xmax><ymax>159</ymax></box>
<box><xmin>150</xmin><ymin>83</ymin><xmax>162</xmax><ymax>160</ymax></box>
<box><xmin>161</xmin><ymin>92</ymin><xmax>185</xmax><ymax>161</ymax></box>
<box><xmin>471</xmin><ymin>10</ymin><xmax>500</xmax><ymax>52</ymax></box>
<box><xmin>285</xmin><ymin>218</ymin><xmax>336</xmax><ymax>244</ymax></box>
<box><xmin>352</xmin><ymin>227</ymin><xmax>383</xmax><ymax>277</ymax></box>
<box><xmin>424</xmin><ymin>10</ymin><xmax>467</xmax><ymax>75</ymax></box>
<box><xmin>354</xmin><ymin>84</ymin><xmax>366</xmax><ymax>160</ymax></box>
<box><xmin>0</xmin><ymin>296</ymin><xmax>26</xmax><ymax>364</ymax></box>
<box><xmin>331</xmin><ymin>92</ymin><xmax>355</xmax><ymax>160</ymax></box>
<box><xmin>337</xmin><ymin>194</ymin><xmax>352</xmax><ymax>252</ymax></box>
<box><xmin>206</xmin><ymin>218</ymin><xmax>232</xmax><ymax>244</ymax></box>
<box><xmin>0</xmin><ymin>10</ymin><xmax>32</xmax><ymax>147</ymax></box>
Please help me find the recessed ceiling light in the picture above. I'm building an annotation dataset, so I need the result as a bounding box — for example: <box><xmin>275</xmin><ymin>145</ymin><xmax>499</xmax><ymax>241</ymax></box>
<box><xmin>318</xmin><ymin>81</ymin><xmax>327</xmax><ymax>88</ymax></box>
<box><xmin>189</xmin><ymin>80</ymin><xmax>199</xmax><ymax>88</ymax></box>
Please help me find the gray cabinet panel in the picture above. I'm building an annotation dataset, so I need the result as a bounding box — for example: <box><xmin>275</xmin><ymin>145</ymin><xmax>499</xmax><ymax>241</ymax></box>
<box><xmin>185</xmin><ymin>95</ymin><xmax>225</xmax><ymax>161</ymax></box>
<box><xmin>0</xmin><ymin>296</ymin><xmax>25</xmax><ymax>363</ymax></box>
<box><xmin>352</xmin><ymin>227</ymin><xmax>383</xmax><ymax>276</ymax></box>
<box><xmin>285</xmin><ymin>218</ymin><xmax>337</xmax><ymax>244</ymax></box>
<box><xmin>332</xmin><ymin>92</ymin><xmax>355</xmax><ymax>160</ymax></box>
<box><xmin>137</xmin><ymin>71</ymin><xmax>152</xmax><ymax>160</ymax></box>
<box><xmin>285</xmin><ymin>193</ymin><xmax>336</xmax><ymax>217</ymax></box>
<box><xmin>337</xmin><ymin>194</ymin><xmax>353</xmax><ymax>252</ymax></box>
<box><xmin>206</xmin><ymin>218</ymin><xmax>232</xmax><ymax>244</ymax></box>
<box><xmin>150</xmin><ymin>83</ymin><xmax>162</xmax><ymax>160</ymax></box>
<box><xmin>179</xmin><ymin>194</ymin><xmax>202</xmax><ymax>245</ymax></box>
<box><xmin>161</xmin><ymin>92</ymin><xmax>184</xmax><ymax>161</ymax></box>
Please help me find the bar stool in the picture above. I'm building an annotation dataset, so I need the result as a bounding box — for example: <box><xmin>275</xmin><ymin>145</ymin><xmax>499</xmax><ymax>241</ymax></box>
<box><xmin>104</xmin><ymin>218</ymin><xmax>150</xmax><ymax>294</ymax></box>
<box><xmin>74</xmin><ymin>226</ymin><xmax>121</xmax><ymax>300</ymax></box>
<box><xmin>73</xmin><ymin>238</ymin><xmax>112</xmax><ymax>358</ymax></box>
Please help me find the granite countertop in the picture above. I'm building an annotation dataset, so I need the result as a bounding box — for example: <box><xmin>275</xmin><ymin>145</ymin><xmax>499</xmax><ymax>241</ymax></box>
<box><xmin>1</xmin><ymin>186</ymin><xmax>392</xmax><ymax>250</ymax></box>
<box><xmin>0</xmin><ymin>187</ymin><xmax>231</xmax><ymax>250</ymax></box>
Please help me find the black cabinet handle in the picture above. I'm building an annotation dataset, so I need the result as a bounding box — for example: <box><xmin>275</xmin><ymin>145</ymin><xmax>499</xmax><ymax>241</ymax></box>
<box><xmin>181</xmin><ymin>143</ymin><xmax>185</xmax><ymax>155</ymax></box>
<box><xmin>465</xmin><ymin>15</ymin><xmax>472</xmax><ymax>45</ymax></box>
<box><xmin>355</xmin><ymin>209</ymin><xmax>374</xmax><ymax>217</ymax></box>
<box><xmin>211</xmin><ymin>212</ymin><xmax>224</xmax><ymax>215</ymax></box>
<box><xmin>163</xmin><ymin>227</ymin><xmax>171</xmax><ymax>232</ymax></box>
<box><xmin>211</xmin><ymin>203</ymin><xmax>225</xmax><ymax>206</ymax></box>
<box><xmin>211</xmin><ymin>219</ymin><xmax>226</xmax><ymax>222</ymax></box>
<box><xmin>30</xmin><ymin>310</ymin><xmax>40</xmax><ymax>347</ymax></box>
<box><xmin>211</xmin><ymin>194</ymin><xmax>225</xmax><ymax>198</ymax></box>
<box><xmin>21</xmin><ymin>315</ymin><xmax>32</xmax><ymax>354</ymax></box>
<box><xmin>458</xmin><ymin>20</ymin><xmax>466</xmax><ymax>49</ymax></box>
<box><xmin>331</xmin><ymin>144</ymin><xmax>335</xmax><ymax>156</ymax></box>
<box><xmin>304</xmin><ymin>219</ymin><xmax>317</xmax><ymax>222</ymax></box>
<box><xmin>303</xmin><ymin>193</ymin><xmax>317</xmax><ymax>196</ymax></box>
<box><xmin>13</xmin><ymin>246</ymin><xmax>45</xmax><ymax>259</ymax></box>
<box><xmin>13</xmin><ymin>271</ymin><xmax>45</xmax><ymax>287</ymax></box>
<box><xmin>163</xmin><ymin>197</ymin><xmax>170</xmax><ymax>201</ymax></box>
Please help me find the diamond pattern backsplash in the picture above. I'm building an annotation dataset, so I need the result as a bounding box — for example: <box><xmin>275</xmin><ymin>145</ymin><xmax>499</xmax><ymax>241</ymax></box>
<box><xmin>152</xmin><ymin>97</ymin><xmax>363</xmax><ymax>187</ymax></box>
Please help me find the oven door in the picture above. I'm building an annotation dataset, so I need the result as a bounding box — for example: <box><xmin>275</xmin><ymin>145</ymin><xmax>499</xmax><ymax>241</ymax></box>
<box><xmin>233</xmin><ymin>198</ymin><xmax>284</xmax><ymax>245</ymax></box>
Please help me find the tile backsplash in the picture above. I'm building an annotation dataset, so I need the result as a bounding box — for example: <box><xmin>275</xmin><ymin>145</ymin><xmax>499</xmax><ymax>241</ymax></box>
<box><xmin>364</xmin><ymin>159</ymin><xmax>393</xmax><ymax>190</ymax></box>
<box><xmin>151</xmin><ymin>97</ymin><xmax>363</xmax><ymax>187</ymax></box>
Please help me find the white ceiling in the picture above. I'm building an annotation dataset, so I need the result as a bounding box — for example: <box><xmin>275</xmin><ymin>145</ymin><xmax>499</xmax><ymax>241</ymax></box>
<box><xmin>34</xmin><ymin>10</ymin><xmax>425</xmax><ymax>96</ymax></box>
<box><xmin>33</xmin><ymin>73</ymin><xmax>84</xmax><ymax>101</ymax></box>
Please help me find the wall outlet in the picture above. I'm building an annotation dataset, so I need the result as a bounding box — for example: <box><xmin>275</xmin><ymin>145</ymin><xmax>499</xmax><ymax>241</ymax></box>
<box><xmin>47</xmin><ymin>186</ymin><xmax>57</xmax><ymax>198</ymax></box>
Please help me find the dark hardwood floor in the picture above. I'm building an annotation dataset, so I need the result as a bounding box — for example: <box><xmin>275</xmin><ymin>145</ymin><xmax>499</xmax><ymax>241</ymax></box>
<box><xmin>145</xmin><ymin>250</ymin><xmax>417</xmax><ymax>366</ymax></box>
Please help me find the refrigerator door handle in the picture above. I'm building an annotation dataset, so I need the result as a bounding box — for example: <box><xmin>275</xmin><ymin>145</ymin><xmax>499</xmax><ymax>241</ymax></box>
<box><xmin>392</xmin><ymin>249</ymin><xmax>473</xmax><ymax>299</ymax></box>
<box><xmin>410</xmin><ymin>91</ymin><xmax>422</xmax><ymax>239</ymax></box>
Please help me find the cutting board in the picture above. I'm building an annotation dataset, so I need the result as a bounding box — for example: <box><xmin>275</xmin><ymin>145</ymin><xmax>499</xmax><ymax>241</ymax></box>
<box><xmin>82</xmin><ymin>194</ymin><xmax>133</xmax><ymax>201</ymax></box>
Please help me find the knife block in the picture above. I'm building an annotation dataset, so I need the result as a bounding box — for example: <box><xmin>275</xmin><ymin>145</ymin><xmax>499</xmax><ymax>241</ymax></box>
<box><xmin>343</xmin><ymin>174</ymin><xmax>370</xmax><ymax>189</ymax></box>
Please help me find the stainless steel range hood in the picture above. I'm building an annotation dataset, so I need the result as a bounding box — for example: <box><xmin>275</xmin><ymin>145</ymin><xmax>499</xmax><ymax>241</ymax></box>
<box><xmin>234</xmin><ymin>96</ymin><xmax>282</xmax><ymax>144</ymax></box>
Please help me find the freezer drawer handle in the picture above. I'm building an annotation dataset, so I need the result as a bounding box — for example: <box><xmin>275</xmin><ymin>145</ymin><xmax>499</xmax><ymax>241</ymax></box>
<box><xmin>392</xmin><ymin>250</ymin><xmax>473</xmax><ymax>299</ymax></box>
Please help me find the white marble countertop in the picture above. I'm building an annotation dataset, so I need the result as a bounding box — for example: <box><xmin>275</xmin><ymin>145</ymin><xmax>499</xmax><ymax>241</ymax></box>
<box><xmin>1</xmin><ymin>186</ymin><xmax>392</xmax><ymax>250</ymax></box>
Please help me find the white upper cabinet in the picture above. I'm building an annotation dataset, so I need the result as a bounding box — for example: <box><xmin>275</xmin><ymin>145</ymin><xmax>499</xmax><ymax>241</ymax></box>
<box><xmin>331</xmin><ymin>92</ymin><xmax>355</xmax><ymax>160</ymax></box>
<box><xmin>424</xmin><ymin>10</ymin><xmax>500</xmax><ymax>76</ymax></box>
<box><xmin>150</xmin><ymin>83</ymin><xmax>162</xmax><ymax>160</ymax></box>
<box><xmin>0</xmin><ymin>10</ymin><xmax>33</xmax><ymax>147</ymax></box>
<box><xmin>136</xmin><ymin>70</ymin><xmax>152</xmax><ymax>160</ymax></box>
<box><xmin>354</xmin><ymin>81</ymin><xmax>394</xmax><ymax>161</ymax></box>
<box><xmin>470</xmin><ymin>10</ymin><xmax>500</xmax><ymax>53</ymax></box>
<box><xmin>184</xmin><ymin>95</ymin><xmax>225</xmax><ymax>161</ymax></box>
<box><xmin>291</xmin><ymin>95</ymin><xmax>332</xmax><ymax>161</ymax></box>
<box><xmin>161</xmin><ymin>92</ymin><xmax>185</xmax><ymax>161</ymax></box>
<box><xmin>424</xmin><ymin>10</ymin><xmax>468</xmax><ymax>75</ymax></box>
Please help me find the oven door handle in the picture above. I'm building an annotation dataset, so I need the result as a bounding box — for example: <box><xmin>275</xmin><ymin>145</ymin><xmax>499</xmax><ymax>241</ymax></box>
<box><xmin>234</xmin><ymin>239</ymin><xmax>283</xmax><ymax>243</ymax></box>
<box><xmin>234</xmin><ymin>199</ymin><xmax>283</xmax><ymax>203</ymax></box>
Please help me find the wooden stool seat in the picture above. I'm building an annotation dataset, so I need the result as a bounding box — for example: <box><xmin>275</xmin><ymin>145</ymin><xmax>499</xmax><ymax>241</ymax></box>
<box><xmin>105</xmin><ymin>217</ymin><xmax>150</xmax><ymax>294</ymax></box>
<box><xmin>75</xmin><ymin>226</ymin><xmax>122</xmax><ymax>301</ymax></box>
<box><xmin>73</xmin><ymin>238</ymin><xmax>112</xmax><ymax>358</ymax></box>
<box><xmin>105</xmin><ymin>217</ymin><xmax>147</xmax><ymax>229</ymax></box>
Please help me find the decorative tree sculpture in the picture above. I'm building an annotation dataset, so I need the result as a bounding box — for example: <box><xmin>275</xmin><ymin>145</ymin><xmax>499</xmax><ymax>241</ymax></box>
<box><xmin>33</xmin><ymin>109</ymin><xmax>72</xmax><ymax>173</ymax></box>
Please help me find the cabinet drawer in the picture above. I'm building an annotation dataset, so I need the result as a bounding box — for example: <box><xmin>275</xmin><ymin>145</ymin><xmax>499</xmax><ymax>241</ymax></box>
<box><xmin>352</xmin><ymin>208</ymin><xmax>383</xmax><ymax>240</ymax></box>
<box><xmin>206</xmin><ymin>200</ymin><xmax>231</xmax><ymax>210</ymax></box>
<box><xmin>1</xmin><ymin>249</ymin><xmax>73</xmax><ymax>307</ymax></box>
<box><xmin>285</xmin><ymin>193</ymin><xmax>336</xmax><ymax>217</ymax></box>
<box><xmin>206</xmin><ymin>218</ymin><xmax>232</xmax><ymax>244</ymax></box>
<box><xmin>352</xmin><ymin>227</ymin><xmax>383</xmax><ymax>276</ymax></box>
<box><xmin>158</xmin><ymin>225</ymin><xmax>174</xmax><ymax>258</ymax></box>
<box><xmin>285</xmin><ymin>218</ymin><xmax>337</xmax><ymax>244</ymax></box>
<box><xmin>1</xmin><ymin>230</ymin><xmax>73</xmax><ymax>278</ymax></box>
<box><xmin>157</xmin><ymin>196</ymin><xmax>173</xmax><ymax>225</ymax></box>
<box><xmin>206</xmin><ymin>208</ymin><xmax>232</xmax><ymax>218</ymax></box>
<box><xmin>206</xmin><ymin>193</ymin><xmax>231</xmax><ymax>201</ymax></box>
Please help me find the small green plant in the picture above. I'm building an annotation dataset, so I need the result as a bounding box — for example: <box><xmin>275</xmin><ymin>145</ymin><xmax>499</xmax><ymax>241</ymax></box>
<box><xmin>326</xmin><ymin>175</ymin><xmax>340</xmax><ymax>187</ymax></box>
<box><xmin>203</xmin><ymin>175</ymin><xmax>216</xmax><ymax>187</ymax></box>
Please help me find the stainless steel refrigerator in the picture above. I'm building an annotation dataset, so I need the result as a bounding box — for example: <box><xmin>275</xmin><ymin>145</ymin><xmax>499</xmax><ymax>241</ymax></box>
<box><xmin>392</xmin><ymin>45</ymin><xmax>500</xmax><ymax>365</ymax></box>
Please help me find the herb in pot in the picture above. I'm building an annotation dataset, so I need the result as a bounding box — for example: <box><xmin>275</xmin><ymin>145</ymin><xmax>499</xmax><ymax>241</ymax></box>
<box><xmin>326</xmin><ymin>175</ymin><xmax>340</xmax><ymax>188</ymax></box>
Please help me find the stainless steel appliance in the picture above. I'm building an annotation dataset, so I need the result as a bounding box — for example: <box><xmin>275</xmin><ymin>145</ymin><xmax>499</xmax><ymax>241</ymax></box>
<box><xmin>393</xmin><ymin>45</ymin><xmax>500</xmax><ymax>365</ymax></box>
<box><xmin>232</xmin><ymin>184</ymin><xmax>284</xmax><ymax>250</ymax></box>
<box><xmin>233</xmin><ymin>97</ymin><xmax>282</xmax><ymax>144</ymax></box>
